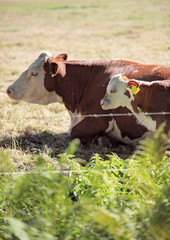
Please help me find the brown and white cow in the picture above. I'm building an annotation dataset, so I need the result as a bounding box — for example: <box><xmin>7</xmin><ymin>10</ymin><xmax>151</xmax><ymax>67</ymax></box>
<box><xmin>101</xmin><ymin>74</ymin><xmax>170</xmax><ymax>137</ymax></box>
<box><xmin>6</xmin><ymin>51</ymin><xmax>170</xmax><ymax>145</ymax></box>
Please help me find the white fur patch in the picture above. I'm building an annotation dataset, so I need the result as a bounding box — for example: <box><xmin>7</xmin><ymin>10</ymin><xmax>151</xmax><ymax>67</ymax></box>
<box><xmin>105</xmin><ymin>119</ymin><xmax>114</xmax><ymax>133</ymax></box>
<box><xmin>105</xmin><ymin>118</ymin><xmax>139</xmax><ymax>146</ymax></box>
<box><xmin>131</xmin><ymin>107</ymin><xmax>157</xmax><ymax>132</ymax></box>
<box><xmin>29</xmin><ymin>51</ymin><xmax>52</xmax><ymax>69</ymax></box>
<box><xmin>67</xmin><ymin>110</ymin><xmax>84</xmax><ymax>133</ymax></box>
<box><xmin>136</xmin><ymin>80</ymin><xmax>162</xmax><ymax>86</ymax></box>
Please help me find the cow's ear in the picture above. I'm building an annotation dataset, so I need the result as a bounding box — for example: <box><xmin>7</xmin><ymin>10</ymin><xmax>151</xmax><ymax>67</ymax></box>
<box><xmin>128</xmin><ymin>80</ymin><xmax>140</xmax><ymax>95</ymax></box>
<box><xmin>56</xmin><ymin>53</ymin><xmax>68</xmax><ymax>61</ymax></box>
<box><xmin>122</xmin><ymin>75</ymin><xmax>130</xmax><ymax>82</ymax></box>
<box><xmin>50</xmin><ymin>62</ymin><xmax>58</xmax><ymax>77</ymax></box>
<box><xmin>57</xmin><ymin>63</ymin><xmax>66</xmax><ymax>78</ymax></box>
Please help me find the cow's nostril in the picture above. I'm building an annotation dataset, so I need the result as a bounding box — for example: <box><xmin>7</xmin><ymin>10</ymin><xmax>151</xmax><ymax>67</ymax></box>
<box><xmin>6</xmin><ymin>89</ymin><xmax>12</xmax><ymax>95</ymax></box>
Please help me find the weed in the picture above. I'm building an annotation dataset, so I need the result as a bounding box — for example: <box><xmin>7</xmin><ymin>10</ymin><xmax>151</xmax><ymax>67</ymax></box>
<box><xmin>0</xmin><ymin>128</ymin><xmax>169</xmax><ymax>239</ymax></box>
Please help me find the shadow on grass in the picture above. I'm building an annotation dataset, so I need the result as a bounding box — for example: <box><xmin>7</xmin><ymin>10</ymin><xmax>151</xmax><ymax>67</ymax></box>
<box><xmin>0</xmin><ymin>130</ymin><xmax>134</xmax><ymax>161</ymax></box>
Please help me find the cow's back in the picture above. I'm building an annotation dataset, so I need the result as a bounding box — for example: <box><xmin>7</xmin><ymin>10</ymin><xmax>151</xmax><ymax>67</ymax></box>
<box><xmin>106</xmin><ymin>60</ymin><xmax>170</xmax><ymax>81</ymax></box>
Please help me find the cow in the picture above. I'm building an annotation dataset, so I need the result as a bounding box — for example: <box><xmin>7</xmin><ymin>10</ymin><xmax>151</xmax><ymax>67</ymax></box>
<box><xmin>101</xmin><ymin>74</ymin><xmax>170</xmax><ymax>137</ymax></box>
<box><xmin>6</xmin><ymin>51</ymin><xmax>170</xmax><ymax>145</ymax></box>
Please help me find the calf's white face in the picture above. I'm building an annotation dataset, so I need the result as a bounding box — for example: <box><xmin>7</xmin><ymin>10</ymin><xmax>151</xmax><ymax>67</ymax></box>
<box><xmin>101</xmin><ymin>74</ymin><xmax>132</xmax><ymax>110</ymax></box>
<box><xmin>6</xmin><ymin>51</ymin><xmax>60</xmax><ymax>105</ymax></box>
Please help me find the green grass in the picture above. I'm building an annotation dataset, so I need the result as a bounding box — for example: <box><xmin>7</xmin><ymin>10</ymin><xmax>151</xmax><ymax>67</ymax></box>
<box><xmin>0</xmin><ymin>131</ymin><xmax>169</xmax><ymax>239</ymax></box>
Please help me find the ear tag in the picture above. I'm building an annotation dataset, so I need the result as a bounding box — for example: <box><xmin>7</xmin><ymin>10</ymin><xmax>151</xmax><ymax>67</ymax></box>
<box><xmin>131</xmin><ymin>85</ymin><xmax>140</xmax><ymax>95</ymax></box>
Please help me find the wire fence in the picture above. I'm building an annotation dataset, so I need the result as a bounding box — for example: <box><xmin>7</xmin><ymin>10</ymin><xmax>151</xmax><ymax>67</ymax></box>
<box><xmin>0</xmin><ymin>166</ymin><xmax>169</xmax><ymax>176</ymax></box>
<box><xmin>0</xmin><ymin>111</ymin><xmax>170</xmax><ymax>120</ymax></box>
<box><xmin>0</xmin><ymin>110</ymin><xmax>169</xmax><ymax>176</ymax></box>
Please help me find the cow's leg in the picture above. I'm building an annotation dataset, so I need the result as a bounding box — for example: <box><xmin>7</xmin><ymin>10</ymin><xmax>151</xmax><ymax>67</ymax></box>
<box><xmin>71</xmin><ymin>117</ymin><xmax>112</xmax><ymax>144</ymax></box>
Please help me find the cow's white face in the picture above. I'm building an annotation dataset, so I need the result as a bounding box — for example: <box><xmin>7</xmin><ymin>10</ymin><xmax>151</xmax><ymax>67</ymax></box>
<box><xmin>6</xmin><ymin>51</ymin><xmax>62</xmax><ymax>105</ymax></box>
<box><xmin>101</xmin><ymin>74</ymin><xmax>132</xmax><ymax>110</ymax></box>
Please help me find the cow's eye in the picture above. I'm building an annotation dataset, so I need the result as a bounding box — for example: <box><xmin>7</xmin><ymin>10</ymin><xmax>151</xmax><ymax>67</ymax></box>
<box><xmin>31</xmin><ymin>72</ymin><xmax>38</xmax><ymax>77</ymax></box>
<box><xmin>111</xmin><ymin>89</ymin><xmax>116</xmax><ymax>93</ymax></box>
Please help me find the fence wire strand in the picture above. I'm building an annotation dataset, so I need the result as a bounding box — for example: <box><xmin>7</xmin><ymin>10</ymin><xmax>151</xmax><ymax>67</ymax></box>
<box><xmin>0</xmin><ymin>112</ymin><xmax>170</xmax><ymax>120</ymax></box>
<box><xmin>0</xmin><ymin>165</ymin><xmax>169</xmax><ymax>176</ymax></box>
<box><xmin>0</xmin><ymin>110</ymin><xmax>169</xmax><ymax>176</ymax></box>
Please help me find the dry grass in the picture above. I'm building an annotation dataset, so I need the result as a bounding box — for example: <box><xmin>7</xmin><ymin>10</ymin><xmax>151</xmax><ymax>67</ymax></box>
<box><xmin>0</xmin><ymin>0</ymin><xmax>170</xmax><ymax>167</ymax></box>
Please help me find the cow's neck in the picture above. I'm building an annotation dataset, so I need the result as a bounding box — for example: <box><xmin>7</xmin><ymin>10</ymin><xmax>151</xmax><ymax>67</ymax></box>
<box><xmin>55</xmin><ymin>62</ymin><xmax>107</xmax><ymax>113</ymax></box>
<box><xmin>129</xmin><ymin>84</ymin><xmax>157</xmax><ymax>131</ymax></box>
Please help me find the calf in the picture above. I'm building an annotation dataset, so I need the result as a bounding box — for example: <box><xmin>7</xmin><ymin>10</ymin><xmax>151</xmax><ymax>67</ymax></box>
<box><xmin>6</xmin><ymin>51</ymin><xmax>170</xmax><ymax>144</ymax></box>
<box><xmin>101</xmin><ymin>74</ymin><xmax>170</xmax><ymax>137</ymax></box>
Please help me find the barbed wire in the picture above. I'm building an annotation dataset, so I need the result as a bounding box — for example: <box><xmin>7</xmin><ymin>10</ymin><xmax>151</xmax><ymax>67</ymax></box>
<box><xmin>0</xmin><ymin>112</ymin><xmax>170</xmax><ymax>120</ymax></box>
<box><xmin>0</xmin><ymin>110</ymin><xmax>169</xmax><ymax>175</ymax></box>
<box><xmin>0</xmin><ymin>166</ymin><xmax>169</xmax><ymax>176</ymax></box>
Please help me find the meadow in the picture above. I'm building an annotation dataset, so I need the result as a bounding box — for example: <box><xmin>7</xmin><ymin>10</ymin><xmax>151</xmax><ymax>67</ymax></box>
<box><xmin>0</xmin><ymin>0</ymin><xmax>170</xmax><ymax>239</ymax></box>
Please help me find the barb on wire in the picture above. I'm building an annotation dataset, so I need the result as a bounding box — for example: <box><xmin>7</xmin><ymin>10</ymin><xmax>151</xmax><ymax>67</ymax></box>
<box><xmin>73</xmin><ymin>112</ymin><xmax>170</xmax><ymax>118</ymax></box>
<box><xmin>0</xmin><ymin>112</ymin><xmax>170</xmax><ymax>120</ymax></box>
<box><xmin>0</xmin><ymin>169</ymin><xmax>126</xmax><ymax>176</ymax></box>
<box><xmin>0</xmin><ymin>166</ymin><xmax>168</xmax><ymax>176</ymax></box>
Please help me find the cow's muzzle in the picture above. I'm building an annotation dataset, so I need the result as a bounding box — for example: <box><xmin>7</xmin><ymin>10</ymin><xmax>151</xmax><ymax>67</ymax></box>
<box><xmin>100</xmin><ymin>99</ymin><xmax>109</xmax><ymax>110</ymax></box>
<box><xmin>6</xmin><ymin>87</ymin><xmax>15</xmax><ymax>99</ymax></box>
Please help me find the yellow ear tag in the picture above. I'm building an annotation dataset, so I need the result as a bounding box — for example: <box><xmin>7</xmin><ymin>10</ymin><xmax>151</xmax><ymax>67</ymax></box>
<box><xmin>131</xmin><ymin>85</ymin><xmax>140</xmax><ymax>95</ymax></box>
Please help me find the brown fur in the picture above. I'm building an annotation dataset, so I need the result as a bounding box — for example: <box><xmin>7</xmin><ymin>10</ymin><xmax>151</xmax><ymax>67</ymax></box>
<box><xmin>131</xmin><ymin>80</ymin><xmax>170</xmax><ymax>134</ymax></box>
<box><xmin>43</xmin><ymin>57</ymin><xmax>170</xmax><ymax>143</ymax></box>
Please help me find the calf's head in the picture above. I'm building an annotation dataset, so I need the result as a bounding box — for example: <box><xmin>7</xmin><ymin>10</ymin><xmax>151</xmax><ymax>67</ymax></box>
<box><xmin>6</xmin><ymin>51</ymin><xmax>67</xmax><ymax>105</ymax></box>
<box><xmin>101</xmin><ymin>74</ymin><xmax>140</xmax><ymax>110</ymax></box>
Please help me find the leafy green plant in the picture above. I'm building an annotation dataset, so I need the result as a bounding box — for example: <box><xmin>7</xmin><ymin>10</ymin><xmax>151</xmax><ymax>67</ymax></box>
<box><xmin>0</xmin><ymin>127</ymin><xmax>169</xmax><ymax>240</ymax></box>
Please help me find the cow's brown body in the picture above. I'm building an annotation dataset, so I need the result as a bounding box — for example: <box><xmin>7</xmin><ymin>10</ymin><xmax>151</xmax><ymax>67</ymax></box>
<box><xmin>43</xmin><ymin>57</ymin><xmax>170</xmax><ymax>144</ymax></box>
<box><xmin>130</xmin><ymin>80</ymin><xmax>170</xmax><ymax>134</ymax></box>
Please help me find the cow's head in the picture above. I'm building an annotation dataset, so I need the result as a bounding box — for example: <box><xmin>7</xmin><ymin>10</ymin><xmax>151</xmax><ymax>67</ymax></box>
<box><xmin>6</xmin><ymin>51</ymin><xmax>67</xmax><ymax>105</ymax></box>
<box><xmin>101</xmin><ymin>74</ymin><xmax>140</xmax><ymax>110</ymax></box>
